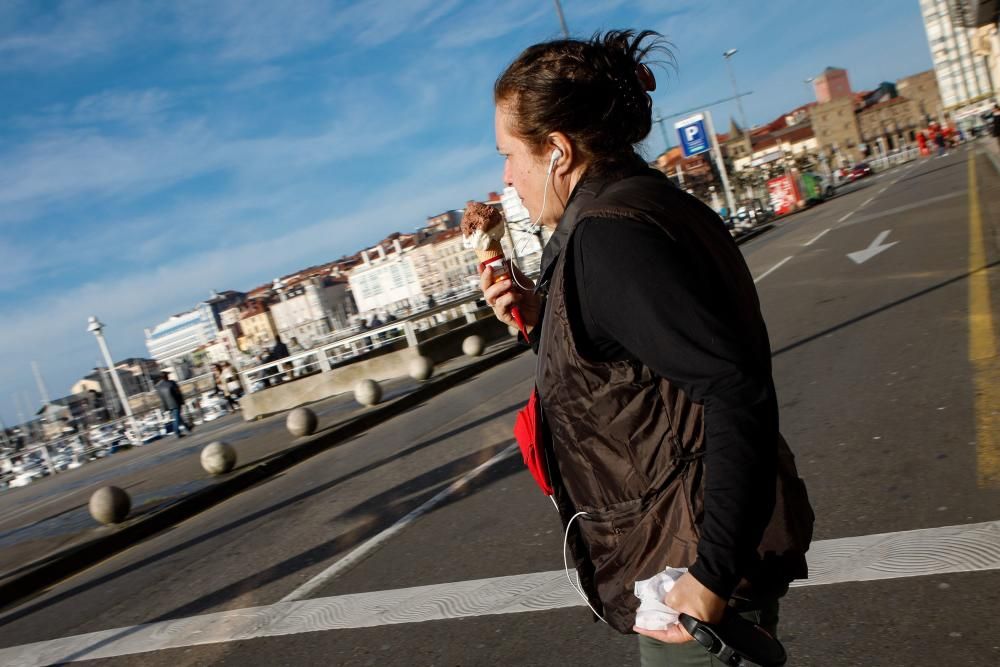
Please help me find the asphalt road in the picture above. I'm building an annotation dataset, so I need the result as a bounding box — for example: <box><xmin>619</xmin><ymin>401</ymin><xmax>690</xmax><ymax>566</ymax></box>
<box><xmin>1</xmin><ymin>145</ymin><xmax>998</xmax><ymax>667</ymax></box>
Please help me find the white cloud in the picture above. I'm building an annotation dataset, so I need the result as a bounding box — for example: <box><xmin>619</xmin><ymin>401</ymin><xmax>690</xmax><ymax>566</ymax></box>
<box><xmin>170</xmin><ymin>0</ymin><xmax>345</xmax><ymax>63</ymax></box>
<box><xmin>0</xmin><ymin>1</ymin><xmax>146</xmax><ymax>70</ymax></box>
<box><xmin>0</xmin><ymin>88</ymin><xmax>429</xmax><ymax>225</ymax></box>
<box><xmin>0</xmin><ymin>142</ymin><xmax>500</xmax><ymax>404</ymax></box>
<box><xmin>69</xmin><ymin>89</ymin><xmax>175</xmax><ymax>125</ymax></box>
<box><xmin>223</xmin><ymin>65</ymin><xmax>286</xmax><ymax>92</ymax></box>
<box><xmin>336</xmin><ymin>0</ymin><xmax>464</xmax><ymax>47</ymax></box>
<box><xmin>169</xmin><ymin>0</ymin><xmax>467</xmax><ymax>62</ymax></box>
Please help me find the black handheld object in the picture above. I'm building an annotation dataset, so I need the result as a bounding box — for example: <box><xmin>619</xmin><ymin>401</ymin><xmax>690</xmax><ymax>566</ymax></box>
<box><xmin>678</xmin><ymin>609</ymin><xmax>787</xmax><ymax>667</ymax></box>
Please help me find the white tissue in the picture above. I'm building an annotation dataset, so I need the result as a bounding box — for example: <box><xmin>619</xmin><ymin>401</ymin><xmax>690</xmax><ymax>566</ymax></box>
<box><xmin>633</xmin><ymin>567</ymin><xmax>687</xmax><ymax>631</ymax></box>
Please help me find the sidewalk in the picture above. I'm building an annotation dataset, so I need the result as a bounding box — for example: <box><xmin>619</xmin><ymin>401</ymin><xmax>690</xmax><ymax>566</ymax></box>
<box><xmin>0</xmin><ymin>340</ymin><xmax>526</xmax><ymax>609</ymax></box>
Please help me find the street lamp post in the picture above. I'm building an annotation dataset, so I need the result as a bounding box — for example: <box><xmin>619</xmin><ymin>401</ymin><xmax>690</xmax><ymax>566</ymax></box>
<box><xmin>804</xmin><ymin>77</ymin><xmax>815</xmax><ymax>102</ymax></box>
<box><xmin>723</xmin><ymin>49</ymin><xmax>749</xmax><ymax>131</ymax></box>
<box><xmin>552</xmin><ymin>0</ymin><xmax>569</xmax><ymax>38</ymax></box>
<box><xmin>87</xmin><ymin>316</ymin><xmax>141</xmax><ymax>444</ymax></box>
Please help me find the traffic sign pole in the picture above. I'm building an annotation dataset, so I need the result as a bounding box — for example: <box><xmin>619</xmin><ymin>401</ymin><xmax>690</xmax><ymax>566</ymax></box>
<box><xmin>704</xmin><ymin>110</ymin><xmax>736</xmax><ymax>216</ymax></box>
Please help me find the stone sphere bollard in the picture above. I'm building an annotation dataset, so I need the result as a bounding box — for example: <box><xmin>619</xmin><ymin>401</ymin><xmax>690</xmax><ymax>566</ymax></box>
<box><xmin>508</xmin><ymin>325</ymin><xmax>520</xmax><ymax>338</ymax></box>
<box><xmin>89</xmin><ymin>486</ymin><xmax>131</xmax><ymax>525</ymax></box>
<box><xmin>200</xmin><ymin>441</ymin><xmax>237</xmax><ymax>475</ymax></box>
<box><xmin>408</xmin><ymin>355</ymin><xmax>434</xmax><ymax>381</ymax></box>
<box><xmin>354</xmin><ymin>379</ymin><xmax>382</xmax><ymax>406</ymax></box>
<box><xmin>462</xmin><ymin>335</ymin><xmax>485</xmax><ymax>357</ymax></box>
<box><xmin>286</xmin><ymin>407</ymin><xmax>318</xmax><ymax>437</ymax></box>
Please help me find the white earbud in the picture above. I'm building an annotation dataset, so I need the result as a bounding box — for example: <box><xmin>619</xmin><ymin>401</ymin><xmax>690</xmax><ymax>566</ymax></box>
<box><xmin>547</xmin><ymin>148</ymin><xmax>562</xmax><ymax>174</ymax></box>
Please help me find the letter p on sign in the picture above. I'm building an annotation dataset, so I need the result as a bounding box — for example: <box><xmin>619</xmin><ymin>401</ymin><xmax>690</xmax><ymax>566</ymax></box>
<box><xmin>685</xmin><ymin>126</ymin><xmax>699</xmax><ymax>142</ymax></box>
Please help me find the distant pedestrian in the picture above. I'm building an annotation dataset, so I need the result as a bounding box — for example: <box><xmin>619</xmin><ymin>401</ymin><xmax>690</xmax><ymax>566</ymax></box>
<box><xmin>269</xmin><ymin>336</ymin><xmax>290</xmax><ymax>361</ymax></box>
<box><xmin>359</xmin><ymin>319</ymin><xmax>373</xmax><ymax>351</ymax></box>
<box><xmin>222</xmin><ymin>362</ymin><xmax>243</xmax><ymax>401</ymax></box>
<box><xmin>213</xmin><ymin>363</ymin><xmax>240</xmax><ymax>411</ymax></box>
<box><xmin>932</xmin><ymin>123</ymin><xmax>947</xmax><ymax>157</ymax></box>
<box><xmin>254</xmin><ymin>353</ymin><xmax>271</xmax><ymax>389</ymax></box>
<box><xmin>155</xmin><ymin>372</ymin><xmax>193</xmax><ymax>438</ymax></box>
<box><xmin>287</xmin><ymin>337</ymin><xmax>305</xmax><ymax>377</ymax></box>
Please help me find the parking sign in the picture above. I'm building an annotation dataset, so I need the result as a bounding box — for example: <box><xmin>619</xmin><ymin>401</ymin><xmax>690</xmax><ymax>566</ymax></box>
<box><xmin>675</xmin><ymin>114</ymin><xmax>710</xmax><ymax>157</ymax></box>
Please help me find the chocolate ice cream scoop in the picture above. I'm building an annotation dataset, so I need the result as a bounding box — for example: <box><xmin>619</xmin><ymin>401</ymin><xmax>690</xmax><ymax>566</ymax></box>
<box><xmin>461</xmin><ymin>201</ymin><xmax>504</xmax><ymax>237</ymax></box>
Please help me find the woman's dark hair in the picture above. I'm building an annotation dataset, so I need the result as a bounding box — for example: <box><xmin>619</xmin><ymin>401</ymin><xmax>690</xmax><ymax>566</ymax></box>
<box><xmin>495</xmin><ymin>30</ymin><xmax>673</xmax><ymax>165</ymax></box>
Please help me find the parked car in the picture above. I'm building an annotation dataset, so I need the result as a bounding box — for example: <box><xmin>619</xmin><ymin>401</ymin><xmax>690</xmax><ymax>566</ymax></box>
<box><xmin>847</xmin><ymin>162</ymin><xmax>872</xmax><ymax>181</ymax></box>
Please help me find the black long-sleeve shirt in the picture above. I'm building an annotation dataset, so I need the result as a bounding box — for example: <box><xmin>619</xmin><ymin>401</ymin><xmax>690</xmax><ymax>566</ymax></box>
<box><xmin>532</xmin><ymin>214</ymin><xmax>777</xmax><ymax>600</ymax></box>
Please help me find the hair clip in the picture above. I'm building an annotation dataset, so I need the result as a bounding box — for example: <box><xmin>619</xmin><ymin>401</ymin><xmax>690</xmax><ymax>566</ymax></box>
<box><xmin>637</xmin><ymin>64</ymin><xmax>656</xmax><ymax>92</ymax></box>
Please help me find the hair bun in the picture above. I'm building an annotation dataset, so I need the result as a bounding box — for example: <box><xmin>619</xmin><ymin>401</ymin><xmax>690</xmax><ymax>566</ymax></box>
<box><xmin>495</xmin><ymin>30</ymin><xmax>673</xmax><ymax>165</ymax></box>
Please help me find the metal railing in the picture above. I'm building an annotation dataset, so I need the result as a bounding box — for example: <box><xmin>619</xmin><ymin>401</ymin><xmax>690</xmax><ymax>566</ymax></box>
<box><xmin>868</xmin><ymin>146</ymin><xmax>921</xmax><ymax>173</ymax></box>
<box><xmin>237</xmin><ymin>294</ymin><xmax>496</xmax><ymax>392</ymax></box>
<box><xmin>235</xmin><ymin>265</ymin><xmax>557</xmax><ymax>393</ymax></box>
<box><xmin>0</xmin><ymin>269</ymin><xmax>541</xmax><ymax>491</ymax></box>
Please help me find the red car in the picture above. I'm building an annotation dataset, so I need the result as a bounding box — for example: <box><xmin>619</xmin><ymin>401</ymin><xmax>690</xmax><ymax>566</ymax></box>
<box><xmin>847</xmin><ymin>163</ymin><xmax>872</xmax><ymax>181</ymax></box>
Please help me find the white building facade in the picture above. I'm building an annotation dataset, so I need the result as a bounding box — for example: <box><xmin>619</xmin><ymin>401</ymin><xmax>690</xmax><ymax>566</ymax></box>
<box><xmin>499</xmin><ymin>187</ymin><xmax>545</xmax><ymax>267</ymax></box>
<box><xmin>348</xmin><ymin>242</ymin><xmax>427</xmax><ymax>315</ymax></box>
<box><xmin>144</xmin><ymin>308</ymin><xmax>217</xmax><ymax>366</ymax></box>
<box><xmin>920</xmin><ymin>0</ymin><xmax>995</xmax><ymax>119</ymax></box>
<box><xmin>269</xmin><ymin>277</ymin><xmax>354</xmax><ymax>347</ymax></box>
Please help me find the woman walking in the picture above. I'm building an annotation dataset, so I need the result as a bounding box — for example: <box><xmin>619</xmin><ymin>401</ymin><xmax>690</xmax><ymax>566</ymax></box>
<box><xmin>481</xmin><ymin>30</ymin><xmax>813</xmax><ymax>664</ymax></box>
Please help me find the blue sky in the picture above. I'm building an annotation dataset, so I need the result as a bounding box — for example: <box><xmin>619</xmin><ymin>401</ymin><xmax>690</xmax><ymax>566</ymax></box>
<box><xmin>1</xmin><ymin>0</ymin><xmax>932</xmax><ymax>425</ymax></box>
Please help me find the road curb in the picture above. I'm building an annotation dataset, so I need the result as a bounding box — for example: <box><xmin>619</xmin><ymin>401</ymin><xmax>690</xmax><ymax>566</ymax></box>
<box><xmin>0</xmin><ymin>343</ymin><xmax>528</xmax><ymax>612</ymax></box>
<box><xmin>734</xmin><ymin>222</ymin><xmax>775</xmax><ymax>244</ymax></box>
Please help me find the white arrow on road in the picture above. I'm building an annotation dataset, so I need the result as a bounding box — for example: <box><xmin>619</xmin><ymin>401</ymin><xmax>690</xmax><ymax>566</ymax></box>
<box><xmin>847</xmin><ymin>229</ymin><xmax>898</xmax><ymax>264</ymax></box>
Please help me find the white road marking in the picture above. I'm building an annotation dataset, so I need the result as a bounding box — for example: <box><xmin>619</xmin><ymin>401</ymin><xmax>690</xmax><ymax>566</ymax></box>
<box><xmin>838</xmin><ymin>191</ymin><xmax>965</xmax><ymax>228</ymax></box>
<box><xmin>803</xmin><ymin>229</ymin><xmax>830</xmax><ymax>246</ymax></box>
<box><xmin>3</xmin><ymin>520</ymin><xmax>998</xmax><ymax>666</ymax></box>
<box><xmin>847</xmin><ymin>230</ymin><xmax>898</xmax><ymax>265</ymax></box>
<box><xmin>753</xmin><ymin>256</ymin><xmax>793</xmax><ymax>284</ymax></box>
<box><xmin>838</xmin><ymin>211</ymin><xmax>854</xmax><ymax>223</ymax></box>
<box><xmin>861</xmin><ymin>196</ymin><xmax>875</xmax><ymax>207</ymax></box>
<box><xmin>280</xmin><ymin>443</ymin><xmax>520</xmax><ymax>602</ymax></box>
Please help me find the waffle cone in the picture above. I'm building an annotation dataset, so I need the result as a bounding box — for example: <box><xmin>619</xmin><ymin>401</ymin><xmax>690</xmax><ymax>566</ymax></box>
<box><xmin>475</xmin><ymin>244</ymin><xmax>504</xmax><ymax>264</ymax></box>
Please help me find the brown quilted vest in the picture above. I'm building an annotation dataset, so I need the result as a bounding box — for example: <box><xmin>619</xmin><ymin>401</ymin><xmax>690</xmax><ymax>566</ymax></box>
<box><xmin>535</xmin><ymin>165</ymin><xmax>814</xmax><ymax>635</ymax></box>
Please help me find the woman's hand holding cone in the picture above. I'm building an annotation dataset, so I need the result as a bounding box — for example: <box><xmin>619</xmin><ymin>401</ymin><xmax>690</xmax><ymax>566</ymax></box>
<box><xmin>481</xmin><ymin>264</ymin><xmax>541</xmax><ymax>335</ymax></box>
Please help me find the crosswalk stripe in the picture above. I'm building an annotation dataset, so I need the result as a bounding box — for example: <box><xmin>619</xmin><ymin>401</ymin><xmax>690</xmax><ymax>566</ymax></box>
<box><xmin>2</xmin><ymin>520</ymin><xmax>999</xmax><ymax>666</ymax></box>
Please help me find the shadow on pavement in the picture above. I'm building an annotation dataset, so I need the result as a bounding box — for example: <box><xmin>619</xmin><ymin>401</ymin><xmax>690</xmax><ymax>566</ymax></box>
<box><xmin>0</xmin><ymin>401</ymin><xmax>522</xmax><ymax>626</ymax></box>
<box><xmin>773</xmin><ymin>261</ymin><xmax>998</xmax><ymax>358</ymax></box>
<box><xmin>36</xmin><ymin>440</ymin><xmax>522</xmax><ymax>665</ymax></box>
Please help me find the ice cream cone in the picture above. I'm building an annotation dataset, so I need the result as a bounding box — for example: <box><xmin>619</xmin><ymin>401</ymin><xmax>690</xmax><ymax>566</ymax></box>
<box><xmin>475</xmin><ymin>242</ymin><xmax>504</xmax><ymax>265</ymax></box>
